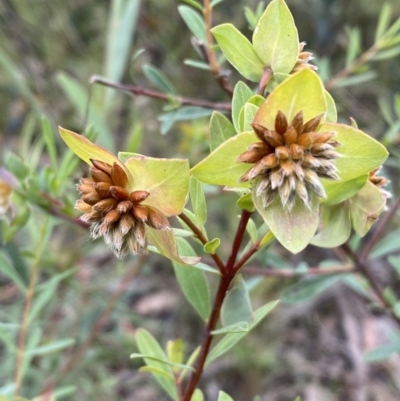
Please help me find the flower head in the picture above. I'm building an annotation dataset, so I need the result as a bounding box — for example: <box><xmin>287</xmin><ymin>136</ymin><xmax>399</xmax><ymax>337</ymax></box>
<box><xmin>368</xmin><ymin>167</ymin><xmax>391</xmax><ymax>199</ymax></box>
<box><xmin>77</xmin><ymin>159</ymin><xmax>170</xmax><ymax>259</ymax></box>
<box><xmin>237</xmin><ymin>110</ymin><xmax>340</xmax><ymax>210</ymax></box>
<box><xmin>291</xmin><ymin>42</ymin><xmax>317</xmax><ymax>73</ymax></box>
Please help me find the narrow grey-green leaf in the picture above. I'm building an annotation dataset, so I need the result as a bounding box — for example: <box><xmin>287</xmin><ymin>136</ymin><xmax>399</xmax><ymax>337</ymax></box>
<box><xmin>142</xmin><ymin>64</ymin><xmax>177</xmax><ymax>94</ymax></box>
<box><xmin>41</xmin><ymin>116</ymin><xmax>57</xmax><ymax>169</ymax></box>
<box><xmin>0</xmin><ymin>252</ymin><xmax>27</xmax><ymax>291</ymax></box>
<box><xmin>242</xmin><ymin>103</ymin><xmax>259</xmax><ymax>132</ymax></box>
<box><xmin>26</xmin><ymin>339</ymin><xmax>75</xmax><ymax>356</ymax></box>
<box><xmin>212</xmin><ymin>23</ymin><xmax>265</xmax><ymax>82</ymax></box>
<box><xmin>178</xmin><ymin>5</ymin><xmax>207</xmax><ymax>43</ymax></box>
<box><xmin>135</xmin><ymin>329</ymin><xmax>178</xmax><ymax>400</ymax></box>
<box><xmin>221</xmin><ymin>275</ymin><xmax>253</xmax><ymax>327</ymax></box>
<box><xmin>173</xmin><ymin>239</ymin><xmax>211</xmax><ymax>320</ymax></box>
<box><xmin>206</xmin><ymin>300</ymin><xmax>278</xmax><ymax>365</ymax></box>
<box><xmin>209</xmin><ymin>111</ymin><xmax>236</xmax><ymax>152</ymax></box>
<box><xmin>131</xmin><ymin>353</ymin><xmax>194</xmax><ymax>371</ymax></box>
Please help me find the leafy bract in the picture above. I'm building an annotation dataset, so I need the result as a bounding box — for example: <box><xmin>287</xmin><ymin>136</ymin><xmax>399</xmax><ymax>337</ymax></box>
<box><xmin>321</xmin><ymin>123</ymin><xmax>389</xmax><ymax>181</ymax></box>
<box><xmin>252</xmin><ymin>0</ymin><xmax>298</xmax><ymax>74</ymax></box>
<box><xmin>211</xmin><ymin>24</ymin><xmax>264</xmax><ymax>82</ymax></box>
<box><xmin>147</xmin><ymin>227</ymin><xmax>200</xmax><ymax>266</ymax></box>
<box><xmin>253</xmin><ymin>69</ymin><xmax>326</xmax><ymax>129</ymax></box>
<box><xmin>58</xmin><ymin>127</ymin><xmax>133</xmax><ymax>187</ymax></box>
<box><xmin>125</xmin><ymin>156</ymin><xmax>190</xmax><ymax>217</ymax></box>
<box><xmin>191</xmin><ymin>132</ymin><xmax>255</xmax><ymax>187</ymax></box>
<box><xmin>323</xmin><ymin>174</ymin><xmax>368</xmax><ymax>205</ymax></box>
<box><xmin>253</xmin><ymin>189</ymin><xmax>320</xmax><ymax>253</ymax></box>
<box><xmin>311</xmin><ymin>203</ymin><xmax>351</xmax><ymax>248</ymax></box>
<box><xmin>349</xmin><ymin>181</ymin><xmax>386</xmax><ymax>237</ymax></box>
<box><xmin>190</xmin><ymin>176</ymin><xmax>207</xmax><ymax>227</ymax></box>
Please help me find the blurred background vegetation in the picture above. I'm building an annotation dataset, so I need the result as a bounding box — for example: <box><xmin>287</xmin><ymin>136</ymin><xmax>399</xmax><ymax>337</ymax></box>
<box><xmin>1</xmin><ymin>0</ymin><xmax>400</xmax><ymax>400</ymax></box>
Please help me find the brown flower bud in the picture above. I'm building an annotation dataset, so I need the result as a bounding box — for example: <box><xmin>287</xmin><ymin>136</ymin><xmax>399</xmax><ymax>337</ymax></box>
<box><xmin>263</xmin><ymin>130</ymin><xmax>285</xmax><ymax>148</ymax></box>
<box><xmin>119</xmin><ymin>213</ymin><xmax>135</xmax><ymax>235</ymax></box>
<box><xmin>275</xmin><ymin>111</ymin><xmax>288</xmax><ymax>134</ymax></box>
<box><xmin>236</xmin><ymin>149</ymin><xmax>264</xmax><ymax>163</ymax></box>
<box><xmin>132</xmin><ymin>205</ymin><xmax>149</xmax><ymax>222</ymax></box>
<box><xmin>275</xmin><ymin>146</ymin><xmax>289</xmax><ymax>160</ymax></box>
<box><xmin>91</xmin><ymin>159</ymin><xmax>113</xmax><ymax>175</ymax></box>
<box><xmin>93</xmin><ymin>198</ymin><xmax>118</xmax><ymax>212</ymax></box>
<box><xmin>289</xmin><ymin>144</ymin><xmax>304</xmax><ymax>160</ymax></box>
<box><xmin>129</xmin><ymin>191</ymin><xmax>150</xmax><ymax>204</ymax></box>
<box><xmin>291</xmin><ymin>111</ymin><xmax>304</xmax><ymax>134</ymax></box>
<box><xmin>111</xmin><ymin>163</ymin><xmax>129</xmax><ymax>188</ymax></box>
<box><xmin>283</xmin><ymin>126</ymin><xmax>298</xmax><ymax>145</ymax></box>
<box><xmin>297</xmin><ymin>133</ymin><xmax>312</xmax><ymax>148</ymax></box>
<box><xmin>303</xmin><ymin>114</ymin><xmax>324</xmax><ymax>133</ymax></box>
<box><xmin>104</xmin><ymin>209</ymin><xmax>121</xmax><ymax>224</ymax></box>
<box><xmin>94</xmin><ymin>182</ymin><xmax>112</xmax><ymax>197</ymax></box>
<box><xmin>77</xmin><ymin>183</ymin><xmax>95</xmax><ymax>195</ymax></box>
<box><xmin>90</xmin><ymin>167</ymin><xmax>113</xmax><ymax>184</ymax></box>
<box><xmin>110</xmin><ymin>186</ymin><xmax>129</xmax><ymax>201</ymax></box>
<box><xmin>75</xmin><ymin>200</ymin><xmax>92</xmax><ymax>213</ymax></box>
<box><xmin>261</xmin><ymin>154</ymin><xmax>278</xmax><ymax>169</ymax></box>
<box><xmin>116</xmin><ymin>200</ymin><xmax>133</xmax><ymax>214</ymax></box>
<box><xmin>82</xmin><ymin>191</ymin><xmax>103</xmax><ymax>205</ymax></box>
<box><xmin>146</xmin><ymin>208</ymin><xmax>171</xmax><ymax>230</ymax></box>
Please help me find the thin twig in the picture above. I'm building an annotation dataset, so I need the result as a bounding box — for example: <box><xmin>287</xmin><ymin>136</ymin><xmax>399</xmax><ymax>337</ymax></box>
<box><xmin>202</xmin><ymin>0</ymin><xmax>233</xmax><ymax>96</ymax></box>
<box><xmin>91</xmin><ymin>76</ymin><xmax>231</xmax><ymax>111</ymax></box>
<box><xmin>178</xmin><ymin>213</ymin><xmax>226</xmax><ymax>275</ymax></box>
<box><xmin>14</xmin><ymin>216</ymin><xmax>50</xmax><ymax>396</ymax></box>
<box><xmin>41</xmin><ymin>255</ymin><xmax>146</xmax><ymax>395</ymax></box>
<box><xmin>257</xmin><ymin>68</ymin><xmax>272</xmax><ymax>96</ymax></box>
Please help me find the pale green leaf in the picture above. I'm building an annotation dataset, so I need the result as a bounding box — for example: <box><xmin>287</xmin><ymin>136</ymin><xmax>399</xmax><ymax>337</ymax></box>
<box><xmin>221</xmin><ymin>275</ymin><xmax>253</xmax><ymax>327</ymax></box>
<box><xmin>324</xmin><ymin>90</ymin><xmax>337</xmax><ymax>122</ymax></box>
<box><xmin>211</xmin><ymin>322</ymin><xmax>249</xmax><ymax>335</ymax></box>
<box><xmin>236</xmin><ymin>193</ymin><xmax>255</xmax><ymax>212</ymax></box>
<box><xmin>191</xmin><ymin>132</ymin><xmax>255</xmax><ymax>188</ymax></box>
<box><xmin>173</xmin><ymin>238</ymin><xmax>211</xmax><ymax>320</ymax></box>
<box><xmin>211</xmin><ymin>23</ymin><xmax>265</xmax><ymax>82</ymax></box>
<box><xmin>130</xmin><ymin>353</ymin><xmax>194</xmax><ymax>371</ymax></box>
<box><xmin>253</xmin><ymin>190</ymin><xmax>320</xmax><ymax>254</ymax></box>
<box><xmin>41</xmin><ymin>116</ymin><xmax>57</xmax><ymax>169</ymax></box>
<box><xmin>0</xmin><ymin>252</ymin><xmax>27</xmax><ymax>291</ymax></box>
<box><xmin>252</xmin><ymin>0</ymin><xmax>299</xmax><ymax>74</ymax></box>
<box><xmin>376</xmin><ymin>3</ymin><xmax>393</xmax><ymax>41</ymax></box>
<box><xmin>218</xmin><ymin>391</ymin><xmax>235</xmax><ymax>401</ymax></box>
<box><xmin>349</xmin><ymin>181</ymin><xmax>386</xmax><ymax>237</ymax></box>
<box><xmin>26</xmin><ymin>339</ymin><xmax>75</xmax><ymax>357</ymax></box>
<box><xmin>135</xmin><ymin>329</ymin><xmax>178</xmax><ymax>400</ymax></box>
<box><xmin>311</xmin><ymin>203</ymin><xmax>351</xmax><ymax>248</ymax></box>
<box><xmin>209</xmin><ymin>111</ymin><xmax>236</xmax><ymax>152</ymax></box>
<box><xmin>242</xmin><ymin>103</ymin><xmax>259</xmax><ymax>132</ymax></box>
<box><xmin>232</xmin><ymin>81</ymin><xmax>254</xmax><ymax>133</ymax></box>
<box><xmin>191</xmin><ymin>389</ymin><xmax>205</xmax><ymax>401</ymax></box>
<box><xmin>166</xmin><ymin>339</ymin><xmax>184</xmax><ymax>366</ymax></box>
<box><xmin>139</xmin><ymin>366</ymin><xmax>174</xmax><ymax>380</ymax></box>
<box><xmin>190</xmin><ymin>176</ymin><xmax>207</xmax><ymax>226</ymax></box>
<box><xmin>321</xmin><ymin>123</ymin><xmax>389</xmax><ymax>181</ymax></box>
<box><xmin>371</xmin><ymin>228</ymin><xmax>400</xmax><ymax>259</ymax></box>
<box><xmin>206</xmin><ymin>300</ymin><xmax>279</xmax><ymax>365</ymax></box>
<box><xmin>253</xmin><ymin>69</ymin><xmax>326</xmax><ymax>129</ymax></box>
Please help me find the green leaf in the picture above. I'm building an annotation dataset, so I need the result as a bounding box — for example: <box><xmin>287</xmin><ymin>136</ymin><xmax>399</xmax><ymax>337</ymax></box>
<box><xmin>232</xmin><ymin>81</ymin><xmax>254</xmax><ymax>133</ymax></box>
<box><xmin>253</xmin><ymin>190</ymin><xmax>320</xmax><ymax>254</ymax></box>
<box><xmin>311</xmin><ymin>203</ymin><xmax>351</xmax><ymax>248</ymax></box>
<box><xmin>191</xmin><ymin>132</ymin><xmax>255</xmax><ymax>188</ymax></box>
<box><xmin>166</xmin><ymin>339</ymin><xmax>184</xmax><ymax>366</ymax></box>
<box><xmin>253</xmin><ymin>69</ymin><xmax>326</xmax><ymax>129</ymax></box>
<box><xmin>139</xmin><ymin>366</ymin><xmax>174</xmax><ymax>380</ymax></box>
<box><xmin>104</xmin><ymin>0</ymin><xmax>140</xmax><ymax>105</ymax></box>
<box><xmin>349</xmin><ymin>181</ymin><xmax>386</xmax><ymax>237</ymax></box>
<box><xmin>142</xmin><ymin>64</ymin><xmax>177</xmax><ymax>94</ymax></box>
<box><xmin>218</xmin><ymin>391</ymin><xmax>235</xmax><ymax>401</ymax></box>
<box><xmin>131</xmin><ymin>353</ymin><xmax>194</xmax><ymax>371</ymax></box>
<box><xmin>221</xmin><ymin>275</ymin><xmax>253</xmax><ymax>327</ymax></box>
<box><xmin>41</xmin><ymin>116</ymin><xmax>57</xmax><ymax>169</ymax></box>
<box><xmin>125</xmin><ymin>156</ymin><xmax>190</xmax><ymax>217</ymax></box>
<box><xmin>365</xmin><ymin>341</ymin><xmax>400</xmax><ymax>362</ymax></box>
<box><xmin>321</xmin><ymin>123</ymin><xmax>389</xmax><ymax>181</ymax></box>
<box><xmin>346</xmin><ymin>28</ymin><xmax>361</xmax><ymax>66</ymax></box>
<box><xmin>178</xmin><ymin>5</ymin><xmax>207</xmax><ymax>42</ymax></box>
<box><xmin>209</xmin><ymin>111</ymin><xmax>236</xmax><ymax>152</ymax></box>
<box><xmin>0</xmin><ymin>252</ymin><xmax>27</xmax><ymax>291</ymax></box>
<box><xmin>376</xmin><ymin>3</ymin><xmax>393</xmax><ymax>41</ymax></box>
<box><xmin>281</xmin><ymin>274</ymin><xmax>346</xmax><ymax>304</ymax></box>
<box><xmin>184</xmin><ymin>59</ymin><xmax>211</xmax><ymax>70</ymax></box>
<box><xmin>204</xmin><ymin>238</ymin><xmax>220</xmax><ymax>254</ymax></box>
<box><xmin>192</xmin><ymin>262</ymin><xmax>221</xmax><ymax>275</ymax></box>
<box><xmin>26</xmin><ymin>339</ymin><xmax>75</xmax><ymax>356</ymax></box>
<box><xmin>6</xmin><ymin>153</ymin><xmax>31</xmax><ymax>180</ymax></box>
<box><xmin>252</xmin><ymin>0</ymin><xmax>299</xmax><ymax>74</ymax></box>
<box><xmin>190</xmin><ymin>176</ymin><xmax>207</xmax><ymax>227</ymax></box>
<box><xmin>206</xmin><ymin>300</ymin><xmax>278</xmax><ymax>365</ymax></box>
<box><xmin>173</xmin><ymin>238</ymin><xmax>211</xmax><ymax>320</ymax></box>
<box><xmin>191</xmin><ymin>389</ymin><xmax>205</xmax><ymax>401</ymax></box>
<box><xmin>211</xmin><ymin>23</ymin><xmax>265</xmax><ymax>82</ymax></box>
<box><xmin>181</xmin><ymin>0</ymin><xmax>203</xmax><ymax>11</ymax></box>
<box><xmin>323</xmin><ymin>174</ymin><xmax>368</xmax><ymax>205</ymax></box>
<box><xmin>211</xmin><ymin>322</ymin><xmax>249</xmax><ymax>335</ymax></box>
<box><xmin>135</xmin><ymin>329</ymin><xmax>178</xmax><ymax>400</ymax></box>
<box><xmin>371</xmin><ymin>228</ymin><xmax>400</xmax><ymax>259</ymax></box>
<box><xmin>334</xmin><ymin>71</ymin><xmax>377</xmax><ymax>87</ymax></box>
<box><xmin>389</xmin><ymin>256</ymin><xmax>400</xmax><ymax>278</ymax></box>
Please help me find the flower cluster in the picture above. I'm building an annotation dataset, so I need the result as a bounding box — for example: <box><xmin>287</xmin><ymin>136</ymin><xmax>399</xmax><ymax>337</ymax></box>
<box><xmin>238</xmin><ymin>111</ymin><xmax>340</xmax><ymax>210</ymax></box>
<box><xmin>76</xmin><ymin>159</ymin><xmax>170</xmax><ymax>258</ymax></box>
